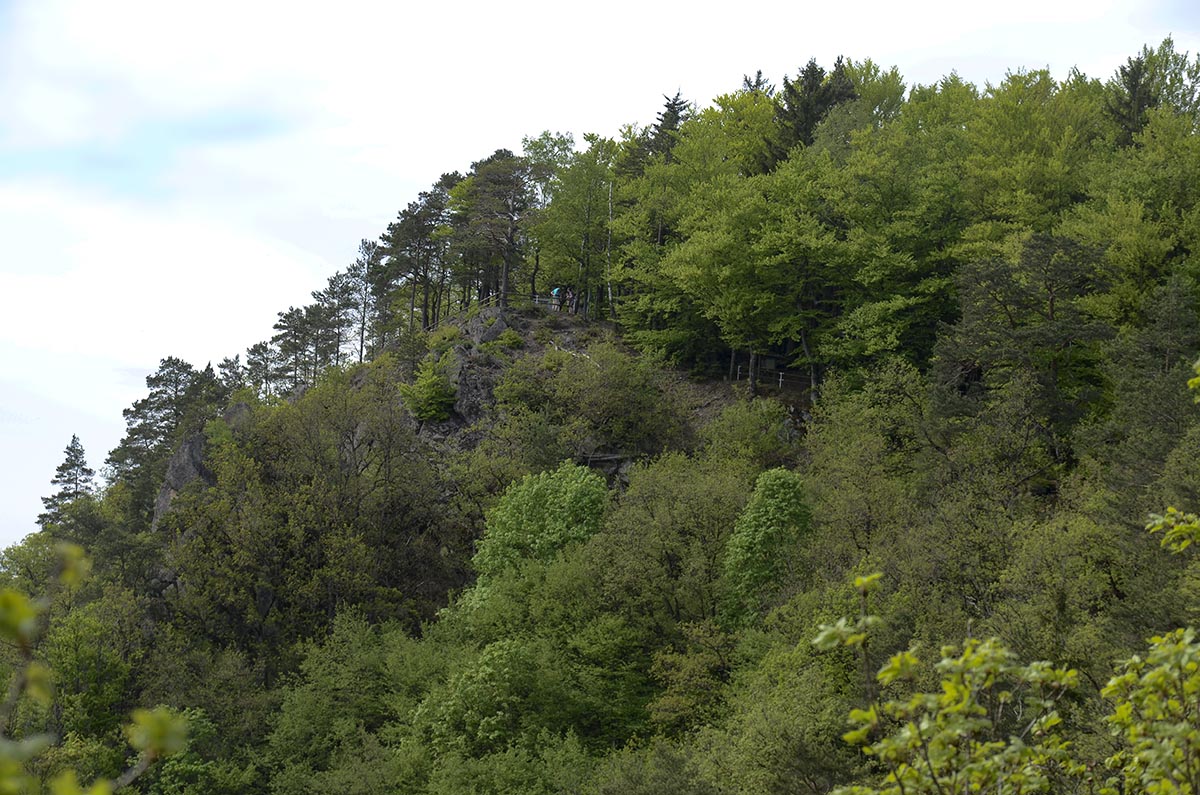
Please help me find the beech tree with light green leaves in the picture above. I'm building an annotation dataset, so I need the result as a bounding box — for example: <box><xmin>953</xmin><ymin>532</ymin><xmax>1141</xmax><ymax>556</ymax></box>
<box><xmin>722</xmin><ymin>468</ymin><xmax>810</xmax><ymax>622</ymax></box>
<box><xmin>471</xmin><ymin>462</ymin><xmax>608</xmax><ymax>580</ymax></box>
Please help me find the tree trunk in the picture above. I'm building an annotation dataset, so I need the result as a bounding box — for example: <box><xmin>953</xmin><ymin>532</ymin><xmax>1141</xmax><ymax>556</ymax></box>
<box><xmin>606</xmin><ymin>180</ymin><xmax>615</xmax><ymax>319</ymax></box>
<box><xmin>530</xmin><ymin>247</ymin><xmax>540</xmax><ymax>303</ymax></box>
<box><xmin>799</xmin><ymin>327</ymin><xmax>818</xmax><ymax>400</ymax></box>
<box><xmin>420</xmin><ymin>252</ymin><xmax>430</xmax><ymax>331</ymax></box>
<box><xmin>408</xmin><ymin>277</ymin><xmax>417</xmax><ymax>336</ymax></box>
<box><xmin>746</xmin><ymin>351</ymin><xmax>760</xmax><ymax>398</ymax></box>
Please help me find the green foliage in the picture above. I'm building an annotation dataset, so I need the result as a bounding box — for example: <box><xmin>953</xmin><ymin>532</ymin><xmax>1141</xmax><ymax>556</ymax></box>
<box><xmin>26</xmin><ymin>45</ymin><xmax>1200</xmax><ymax>795</ymax></box>
<box><xmin>267</xmin><ymin>611</ymin><xmax>395</xmax><ymax>794</ymax></box>
<box><xmin>0</xmin><ymin>545</ymin><xmax>186</xmax><ymax>793</ymax></box>
<box><xmin>700</xmin><ymin>397</ymin><xmax>798</xmax><ymax>469</ymax></box>
<box><xmin>479</xmin><ymin>328</ymin><xmax>525</xmax><ymax>358</ymax></box>
<box><xmin>1151</xmin><ymin>506</ymin><xmax>1200</xmax><ymax>553</ymax></box>
<box><xmin>425</xmin><ymin>733</ymin><xmax>592</xmax><ymax>795</ymax></box>
<box><xmin>427</xmin><ymin>324</ymin><xmax>463</xmax><ymax>355</ymax></box>
<box><xmin>590</xmin><ymin>453</ymin><xmax>755</xmax><ymax>631</ymax></box>
<box><xmin>825</xmin><ymin>558</ymin><xmax>1200</xmax><ymax>795</ymax></box>
<box><xmin>44</xmin><ymin>586</ymin><xmax>143</xmax><ymax>739</ymax></box>
<box><xmin>835</xmin><ymin>636</ymin><xmax>1080</xmax><ymax>795</ymax></box>
<box><xmin>472</xmin><ymin>462</ymin><xmax>608</xmax><ymax>578</ymax></box>
<box><xmin>1103</xmin><ymin>628</ymin><xmax>1200</xmax><ymax>795</ymax></box>
<box><xmin>802</xmin><ymin>362</ymin><xmax>921</xmax><ymax>564</ymax></box>
<box><xmin>164</xmin><ymin>359</ymin><xmax>458</xmax><ymax>675</ymax></box>
<box><xmin>400</xmin><ymin>351</ymin><xmax>457</xmax><ymax>421</ymax></box>
<box><xmin>586</xmin><ymin>740</ymin><xmax>719</xmax><ymax>795</ymax></box>
<box><xmin>700</xmin><ymin>613</ymin><xmax>866</xmax><ymax>794</ymax></box>
<box><xmin>722</xmin><ymin>468</ymin><xmax>810</xmax><ymax>621</ymax></box>
<box><xmin>135</xmin><ymin>709</ymin><xmax>255</xmax><ymax>795</ymax></box>
<box><xmin>646</xmin><ymin>620</ymin><xmax>734</xmax><ymax>734</ymax></box>
<box><xmin>416</xmin><ymin>638</ymin><xmax>582</xmax><ymax>758</ymax></box>
<box><xmin>490</xmin><ymin>342</ymin><xmax>690</xmax><ymax>460</ymax></box>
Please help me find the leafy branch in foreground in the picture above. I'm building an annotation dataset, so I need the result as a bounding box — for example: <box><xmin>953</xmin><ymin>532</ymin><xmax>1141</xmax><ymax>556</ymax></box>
<box><xmin>1103</xmin><ymin>627</ymin><xmax>1200</xmax><ymax>795</ymax></box>
<box><xmin>821</xmin><ymin>569</ymin><xmax>1200</xmax><ymax>795</ymax></box>
<box><xmin>814</xmin><ymin>356</ymin><xmax>1200</xmax><ymax>794</ymax></box>
<box><xmin>0</xmin><ymin>543</ymin><xmax>186</xmax><ymax>794</ymax></box>
<box><xmin>815</xmin><ymin>574</ymin><xmax>1081</xmax><ymax>795</ymax></box>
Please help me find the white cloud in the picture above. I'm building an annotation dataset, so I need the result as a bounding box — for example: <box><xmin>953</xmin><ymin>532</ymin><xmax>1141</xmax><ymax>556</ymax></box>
<box><xmin>0</xmin><ymin>180</ymin><xmax>329</xmax><ymax>368</ymax></box>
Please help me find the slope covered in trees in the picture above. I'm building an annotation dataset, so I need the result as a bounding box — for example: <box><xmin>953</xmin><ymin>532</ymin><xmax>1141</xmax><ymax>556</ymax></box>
<box><xmin>7</xmin><ymin>40</ymin><xmax>1200</xmax><ymax>793</ymax></box>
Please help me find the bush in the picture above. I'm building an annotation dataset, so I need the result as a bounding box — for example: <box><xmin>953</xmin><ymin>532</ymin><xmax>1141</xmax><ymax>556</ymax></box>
<box><xmin>427</xmin><ymin>325</ymin><xmax>464</xmax><ymax>356</ymax></box>
<box><xmin>480</xmin><ymin>330</ymin><xmax>526</xmax><ymax>358</ymax></box>
<box><xmin>401</xmin><ymin>353</ymin><xmax>457</xmax><ymax>422</ymax></box>
<box><xmin>473</xmin><ymin>462</ymin><xmax>608</xmax><ymax>578</ymax></box>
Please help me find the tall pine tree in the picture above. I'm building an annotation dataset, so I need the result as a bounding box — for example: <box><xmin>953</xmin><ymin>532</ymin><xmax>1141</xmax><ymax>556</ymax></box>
<box><xmin>37</xmin><ymin>434</ymin><xmax>95</xmax><ymax>529</ymax></box>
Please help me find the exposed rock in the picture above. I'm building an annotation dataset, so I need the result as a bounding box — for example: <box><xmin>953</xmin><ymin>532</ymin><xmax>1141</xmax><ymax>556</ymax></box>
<box><xmin>463</xmin><ymin>307</ymin><xmax>508</xmax><ymax>345</ymax></box>
<box><xmin>452</xmin><ymin>349</ymin><xmax>499</xmax><ymax>428</ymax></box>
<box><xmin>151</xmin><ymin>433</ymin><xmax>216</xmax><ymax>531</ymax></box>
<box><xmin>223</xmin><ymin>401</ymin><xmax>252</xmax><ymax>433</ymax></box>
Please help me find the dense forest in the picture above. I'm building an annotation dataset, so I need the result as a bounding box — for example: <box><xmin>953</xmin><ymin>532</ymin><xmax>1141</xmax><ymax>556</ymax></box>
<box><xmin>7</xmin><ymin>39</ymin><xmax>1200</xmax><ymax>793</ymax></box>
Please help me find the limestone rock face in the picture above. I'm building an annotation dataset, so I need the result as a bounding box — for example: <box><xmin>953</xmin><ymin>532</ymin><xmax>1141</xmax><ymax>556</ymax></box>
<box><xmin>452</xmin><ymin>348</ymin><xmax>496</xmax><ymax>428</ymax></box>
<box><xmin>223</xmin><ymin>400</ymin><xmax>252</xmax><ymax>433</ymax></box>
<box><xmin>151</xmin><ymin>432</ymin><xmax>215</xmax><ymax>531</ymax></box>
<box><xmin>463</xmin><ymin>307</ymin><xmax>507</xmax><ymax>345</ymax></box>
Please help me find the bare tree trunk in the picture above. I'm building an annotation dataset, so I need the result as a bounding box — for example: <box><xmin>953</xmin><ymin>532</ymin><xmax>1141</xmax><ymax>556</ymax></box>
<box><xmin>606</xmin><ymin>180</ymin><xmax>615</xmax><ymax>319</ymax></box>
<box><xmin>408</xmin><ymin>276</ymin><xmax>417</xmax><ymax>336</ymax></box>
<box><xmin>421</xmin><ymin>253</ymin><xmax>430</xmax><ymax>331</ymax></box>
<box><xmin>433</xmin><ymin>261</ymin><xmax>448</xmax><ymax>326</ymax></box>
<box><xmin>530</xmin><ymin>247</ymin><xmax>540</xmax><ymax>302</ymax></box>
<box><xmin>799</xmin><ymin>327</ymin><xmax>818</xmax><ymax>398</ymax></box>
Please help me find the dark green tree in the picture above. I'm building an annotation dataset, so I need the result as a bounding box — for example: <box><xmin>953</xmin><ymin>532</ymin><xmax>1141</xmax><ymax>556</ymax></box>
<box><xmin>648</xmin><ymin>92</ymin><xmax>690</xmax><ymax>162</ymax></box>
<box><xmin>1107</xmin><ymin>54</ymin><xmax>1159</xmax><ymax>146</ymax></box>
<box><xmin>104</xmin><ymin>356</ymin><xmax>225</xmax><ymax>528</ymax></box>
<box><xmin>217</xmin><ymin>355</ymin><xmax>245</xmax><ymax>393</ymax></box>
<box><xmin>935</xmin><ymin>233</ymin><xmax>1109</xmax><ymax>441</ymax></box>
<box><xmin>37</xmin><ymin>435</ymin><xmax>95</xmax><ymax>529</ymax></box>
<box><xmin>770</xmin><ymin>57</ymin><xmax>857</xmax><ymax>165</ymax></box>
<box><xmin>346</xmin><ymin>239</ymin><xmax>380</xmax><ymax>363</ymax></box>
<box><xmin>450</xmin><ymin>151</ymin><xmax>533</xmax><ymax>308</ymax></box>
<box><xmin>380</xmin><ymin>175</ymin><xmax>459</xmax><ymax>334</ymax></box>
<box><xmin>244</xmin><ymin>341</ymin><xmax>281</xmax><ymax>397</ymax></box>
<box><xmin>272</xmin><ymin>306</ymin><xmax>313</xmax><ymax>390</ymax></box>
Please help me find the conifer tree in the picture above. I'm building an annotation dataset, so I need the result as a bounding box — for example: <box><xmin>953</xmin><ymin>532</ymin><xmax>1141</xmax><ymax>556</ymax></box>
<box><xmin>1107</xmin><ymin>54</ymin><xmax>1159</xmax><ymax>146</ymax></box>
<box><xmin>37</xmin><ymin>435</ymin><xmax>95</xmax><ymax>529</ymax></box>
<box><xmin>770</xmin><ymin>56</ymin><xmax>857</xmax><ymax>165</ymax></box>
<box><xmin>648</xmin><ymin>91</ymin><xmax>690</xmax><ymax>161</ymax></box>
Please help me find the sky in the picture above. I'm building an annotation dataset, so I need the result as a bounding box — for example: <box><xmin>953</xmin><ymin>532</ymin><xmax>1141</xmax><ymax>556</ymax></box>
<box><xmin>1</xmin><ymin>0</ymin><xmax>1198</xmax><ymax>548</ymax></box>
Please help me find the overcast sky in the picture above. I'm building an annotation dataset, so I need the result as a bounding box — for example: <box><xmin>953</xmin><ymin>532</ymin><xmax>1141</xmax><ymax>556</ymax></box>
<box><xmin>1</xmin><ymin>0</ymin><xmax>1198</xmax><ymax>548</ymax></box>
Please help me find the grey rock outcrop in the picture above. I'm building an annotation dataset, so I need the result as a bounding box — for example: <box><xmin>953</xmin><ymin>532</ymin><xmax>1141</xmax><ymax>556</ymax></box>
<box><xmin>151</xmin><ymin>432</ymin><xmax>215</xmax><ymax>531</ymax></box>
<box><xmin>463</xmin><ymin>307</ymin><xmax>508</xmax><ymax>345</ymax></box>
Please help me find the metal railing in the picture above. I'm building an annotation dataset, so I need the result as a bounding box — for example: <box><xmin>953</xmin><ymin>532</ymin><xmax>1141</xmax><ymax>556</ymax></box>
<box><xmin>426</xmin><ymin>291</ymin><xmax>579</xmax><ymax>332</ymax></box>
<box><xmin>733</xmin><ymin>364</ymin><xmax>810</xmax><ymax>391</ymax></box>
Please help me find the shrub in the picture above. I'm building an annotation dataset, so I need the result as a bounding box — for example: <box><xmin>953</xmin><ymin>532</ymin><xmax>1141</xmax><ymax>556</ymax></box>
<box><xmin>401</xmin><ymin>353</ymin><xmax>457</xmax><ymax>422</ymax></box>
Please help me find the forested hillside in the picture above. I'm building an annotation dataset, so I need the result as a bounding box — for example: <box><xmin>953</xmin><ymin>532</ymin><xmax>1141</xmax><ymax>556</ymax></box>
<box><xmin>8</xmin><ymin>40</ymin><xmax>1200</xmax><ymax>793</ymax></box>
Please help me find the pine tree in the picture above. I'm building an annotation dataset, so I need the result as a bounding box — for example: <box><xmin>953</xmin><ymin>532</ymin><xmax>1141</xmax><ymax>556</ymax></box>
<box><xmin>648</xmin><ymin>91</ymin><xmax>690</xmax><ymax>161</ymax></box>
<box><xmin>37</xmin><ymin>435</ymin><xmax>95</xmax><ymax>528</ymax></box>
<box><xmin>742</xmin><ymin>69</ymin><xmax>775</xmax><ymax>95</ymax></box>
<box><xmin>770</xmin><ymin>56</ymin><xmax>858</xmax><ymax>165</ymax></box>
<box><xmin>346</xmin><ymin>239</ymin><xmax>379</xmax><ymax>363</ymax></box>
<box><xmin>1107</xmin><ymin>53</ymin><xmax>1159</xmax><ymax>146</ymax></box>
<box><xmin>450</xmin><ymin>150</ymin><xmax>533</xmax><ymax>308</ymax></box>
<box><xmin>104</xmin><ymin>356</ymin><xmax>223</xmax><ymax>527</ymax></box>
